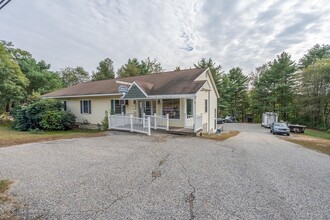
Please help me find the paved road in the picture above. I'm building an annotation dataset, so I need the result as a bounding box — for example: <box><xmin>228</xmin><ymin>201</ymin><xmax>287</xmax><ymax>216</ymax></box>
<box><xmin>0</xmin><ymin>124</ymin><xmax>329</xmax><ymax>219</ymax></box>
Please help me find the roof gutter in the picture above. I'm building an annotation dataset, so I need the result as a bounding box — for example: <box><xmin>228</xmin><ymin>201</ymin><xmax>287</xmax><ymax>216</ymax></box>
<box><xmin>123</xmin><ymin>94</ymin><xmax>196</xmax><ymax>100</ymax></box>
<box><xmin>42</xmin><ymin>93</ymin><xmax>122</xmax><ymax>99</ymax></box>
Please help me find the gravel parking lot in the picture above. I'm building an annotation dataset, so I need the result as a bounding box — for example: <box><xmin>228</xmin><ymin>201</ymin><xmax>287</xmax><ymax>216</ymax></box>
<box><xmin>0</xmin><ymin>124</ymin><xmax>329</xmax><ymax>219</ymax></box>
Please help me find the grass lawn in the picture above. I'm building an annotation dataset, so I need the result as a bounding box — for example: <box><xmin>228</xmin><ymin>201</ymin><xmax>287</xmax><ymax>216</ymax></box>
<box><xmin>201</xmin><ymin>130</ymin><xmax>240</xmax><ymax>141</ymax></box>
<box><xmin>0</xmin><ymin>179</ymin><xmax>13</xmax><ymax>202</ymax></box>
<box><xmin>0</xmin><ymin>125</ymin><xmax>106</xmax><ymax>148</ymax></box>
<box><xmin>304</xmin><ymin>129</ymin><xmax>330</xmax><ymax>140</ymax></box>
<box><xmin>281</xmin><ymin>129</ymin><xmax>330</xmax><ymax>155</ymax></box>
<box><xmin>0</xmin><ymin>180</ymin><xmax>12</xmax><ymax>194</ymax></box>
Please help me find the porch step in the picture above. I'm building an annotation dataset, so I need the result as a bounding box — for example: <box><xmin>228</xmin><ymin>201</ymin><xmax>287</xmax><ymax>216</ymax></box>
<box><xmin>168</xmin><ymin>127</ymin><xmax>201</xmax><ymax>136</ymax></box>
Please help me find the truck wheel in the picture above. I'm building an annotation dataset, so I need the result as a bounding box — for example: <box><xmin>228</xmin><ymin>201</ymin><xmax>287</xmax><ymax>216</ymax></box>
<box><xmin>273</xmin><ymin>132</ymin><xmax>276</xmax><ymax>135</ymax></box>
<box><xmin>287</xmin><ymin>133</ymin><xmax>290</xmax><ymax>136</ymax></box>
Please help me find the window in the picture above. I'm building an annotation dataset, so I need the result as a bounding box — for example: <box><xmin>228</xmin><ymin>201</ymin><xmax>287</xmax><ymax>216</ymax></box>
<box><xmin>205</xmin><ymin>99</ymin><xmax>208</xmax><ymax>113</ymax></box>
<box><xmin>63</xmin><ymin>101</ymin><xmax>67</xmax><ymax>111</ymax></box>
<box><xmin>163</xmin><ymin>99</ymin><xmax>180</xmax><ymax>119</ymax></box>
<box><xmin>111</xmin><ymin>100</ymin><xmax>126</xmax><ymax>115</ymax></box>
<box><xmin>186</xmin><ymin>99</ymin><xmax>193</xmax><ymax>115</ymax></box>
<box><xmin>80</xmin><ymin>100</ymin><xmax>91</xmax><ymax>114</ymax></box>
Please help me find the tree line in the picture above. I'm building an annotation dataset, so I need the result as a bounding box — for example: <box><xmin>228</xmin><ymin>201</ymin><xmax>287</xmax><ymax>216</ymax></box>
<box><xmin>184</xmin><ymin>45</ymin><xmax>329</xmax><ymax>130</ymax></box>
<box><xmin>1</xmin><ymin>40</ymin><xmax>329</xmax><ymax>130</ymax></box>
<box><xmin>0</xmin><ymin>41</ymin><xmax>163</xmax><ymax>112</ymax></box>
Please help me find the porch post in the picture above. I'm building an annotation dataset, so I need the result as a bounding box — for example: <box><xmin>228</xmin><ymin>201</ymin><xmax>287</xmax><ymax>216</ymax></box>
<box><xmin>143</xmin><ymin>113</ymin><xmax>145</xmax><ymax>128</ymax></box>
<box><xmin>184</xmin><ymin>113</ymin><xmax>187</xmax><ymax>128</ymax></box>
<box><xmin>147</xmin><ymin>116</ymin><xmax>151</xmax><ymax>135</ymax></box>
<box><xmin>154</xmin><ymin>113</ymin><xmax>157</xmax><ymax>130</ymax></box>
<box><xmin>166</xmin><ymin>114</ymin><xmax>169</xmax><ymax>130</ymax></box>
<box><xmin>130</xmin><ymin>114</ymin><xmax>133</xmax><ymax>132</ymax></box>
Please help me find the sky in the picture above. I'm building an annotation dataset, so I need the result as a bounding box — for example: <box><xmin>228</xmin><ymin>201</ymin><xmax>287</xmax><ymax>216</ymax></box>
<box><xmin>1</xmin><ymin>0</ymin><xmax>329</xmax><ymax>74</ymax></box>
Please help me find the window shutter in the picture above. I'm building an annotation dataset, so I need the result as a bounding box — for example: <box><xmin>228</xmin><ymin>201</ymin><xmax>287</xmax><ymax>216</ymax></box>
<box><xmin>80</xmin><ymin>100</ymin><xmax>83</xmax><ymax>114</ymax></box>
<box><xmin>89</xmin><ymin>100</ymin><xmax>91</xmax><ymax>114</ymax></box>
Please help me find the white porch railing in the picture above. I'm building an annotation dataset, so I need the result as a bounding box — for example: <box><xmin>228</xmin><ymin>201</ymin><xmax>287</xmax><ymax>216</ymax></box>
<box><xmin>143</xmin><ymin>113</ymin><xmax>169</xmax><ymax>130</ymax></box>
<box><xmin>184</xmin><ymin>114</ymin><xmax>194</xmax><ymax>129</ymax></box>
<box><xmin>194</xmin><ymin>115</ymin><xmax>203</xmax><ymax>132</ymax></box>
<box><xmin>109</xmin><ymin>114</ymin><xmax>151</xmax><ymax>135</ymax></box>
<box><xmin>184</xmin><ymin>114</ymin><xmax>203</xmax><ymax>132</ymax></box>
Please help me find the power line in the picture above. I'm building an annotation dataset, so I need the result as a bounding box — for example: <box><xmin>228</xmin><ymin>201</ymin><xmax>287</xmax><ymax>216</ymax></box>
<box><xmin>0</xmin><ymin>0</ymin><xmax>12</xmax><ymax>10</ymax></box>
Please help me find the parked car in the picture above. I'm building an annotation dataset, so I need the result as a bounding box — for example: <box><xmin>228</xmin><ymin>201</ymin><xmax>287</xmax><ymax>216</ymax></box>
<box><xmin>270</xmin><ymin>123</ymin><xmax>290</xmax><ymax>136</ymax></box>
<box><xmin>217</xmin><ymin>118</ymin><xmax>225</xmax><ymax>124</ymax></box>
<box><xmin>224</xmin><ymin>116</ymin><xmax>237</xmax><ymax>123</ymax></box>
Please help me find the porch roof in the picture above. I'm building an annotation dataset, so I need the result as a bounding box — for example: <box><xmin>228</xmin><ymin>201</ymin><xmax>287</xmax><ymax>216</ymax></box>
<box><xmin>43</xmin><ymin>68</ymin><xmax>208</xmax><ymax>98</ymax></box>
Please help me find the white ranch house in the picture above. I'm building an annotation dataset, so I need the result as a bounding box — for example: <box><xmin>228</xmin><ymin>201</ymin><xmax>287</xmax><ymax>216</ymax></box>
<box><xmin>43</xmin><ymin>68</ymin><xmax>219</xmax><ymax>135</ymax></box>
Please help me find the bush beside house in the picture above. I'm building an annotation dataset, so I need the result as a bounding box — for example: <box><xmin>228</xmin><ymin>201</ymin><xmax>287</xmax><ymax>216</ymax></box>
<box><xmin>12</xmin><ymin>99</ymin><xmax>76</xmax><ymax>131</ymax></box>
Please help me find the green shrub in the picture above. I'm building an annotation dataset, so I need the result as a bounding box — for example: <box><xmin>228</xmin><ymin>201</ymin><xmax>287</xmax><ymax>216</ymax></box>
<box><xmin>101</xmin><ymin>111</ymin><xmax>109</xmax><ymax>130</ymax></box>
<box><xmin>40</xmin><ymin>111</ymin><xmax>65</xmax><ymax>130</ymax></box>
<box><xmin>60</xmin><ymin>111</ymin><xmax>76</xmax><ymax>130</ymax></box>
<box><xmin>12</xmin><ymin>99</ymin><xmax>76</xmax><ymax>131</ymax></box>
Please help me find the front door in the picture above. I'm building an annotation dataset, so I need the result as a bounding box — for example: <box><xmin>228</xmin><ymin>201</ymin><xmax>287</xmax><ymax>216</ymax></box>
<box><xmin>145</xmin><ymin>100</ymin><xmax>156</xmax><ymax>115</ymax></box>
<box><xmin>139</xmin><ymin>100</ymin><xmax>156</xmax><ymax>117</ymax></box>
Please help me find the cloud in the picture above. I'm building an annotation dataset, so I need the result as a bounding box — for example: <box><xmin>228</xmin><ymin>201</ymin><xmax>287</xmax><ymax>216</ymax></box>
<box><xmin>0</xmin><ymin>0</ymin><xmax>329</xmax><ymax>74</ymax></box>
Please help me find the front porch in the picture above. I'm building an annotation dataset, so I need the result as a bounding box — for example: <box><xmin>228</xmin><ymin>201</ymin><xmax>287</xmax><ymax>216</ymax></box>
<box><xmin>108</xmin><ymin>113</ymin><xmax>203</xmax><ymax>136</ymax></box>
<box><xmin>109</xmin><ymin>95</ymin><xmax>206</xmax><ymax>135</ymax></box>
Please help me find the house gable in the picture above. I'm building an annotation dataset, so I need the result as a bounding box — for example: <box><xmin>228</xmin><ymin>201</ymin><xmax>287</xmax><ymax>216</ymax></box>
<box><xmin>123</xmin><ymin>82</ymin><xmax>148</xmax><ymax>99</ymax></box>
<box><xmin>195</xmin><ymin>68</ymin><xmax>220</xmax><ymax>98</ymax></box>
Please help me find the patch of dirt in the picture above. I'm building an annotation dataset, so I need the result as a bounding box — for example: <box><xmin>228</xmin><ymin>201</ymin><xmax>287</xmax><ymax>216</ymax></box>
<box><xmin>281</xmin><ymin>134</ymin><xmax>330</xmax><ymax>155</ymax></box>
<box><xmin>201</xmin><ymin>131</ymin><xmax>240</xmax><ymax>141</ymax></box>
<box><xmin>151</xmin><ymin>133</ymin><xmax>169</xmax><ymax>143</ymax></box>
<box><xmin>0</xmin><ymin>180</ymin><xmax>19</xmax><ymax>220</ymax></box>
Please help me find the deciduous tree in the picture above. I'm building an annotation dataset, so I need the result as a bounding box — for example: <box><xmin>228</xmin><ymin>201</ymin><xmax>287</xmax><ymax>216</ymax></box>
<box><xmin>58</xmin><ymin>66</ymin><xmax>90</xmax><ymax>87</ymax></box>
<box><xmin>91</xmin><ymin>58</ymin><xmax>115</xmax><ymax>81</ymax></box>
<box><xmin>117</xmin><ymin>58</ymin><xmax>163</xmax><ymax>78</ymax></box>
<box><xmin>0</xmin><ymin>43</ymin><xmax>29</xmax><ymax>112</ymax></box>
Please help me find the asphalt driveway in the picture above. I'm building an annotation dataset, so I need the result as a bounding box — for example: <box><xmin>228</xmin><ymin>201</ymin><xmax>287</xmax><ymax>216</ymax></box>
<box><xmin>0</xmin><ymin>124</ymin><xmax>329</xmax><ymax>219</ymax></box>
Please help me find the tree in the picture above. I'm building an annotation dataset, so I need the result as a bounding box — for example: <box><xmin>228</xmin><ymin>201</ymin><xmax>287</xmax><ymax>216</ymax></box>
<box><xmin>194</xmin><ymin>58</ymin><xmax>223</xmax><ymax>88</ymax></box>
<box><xmin>1</xmin><ymin>41</ymin><xmax>63</xmax><ymax>95</ymax></box>
<box><xmin>250</xmin><ymin>52</ymin><xmax>296</xmax><ymax>121</ymax></box>
<box><xmin>117</xmin><ymin>58</ymin><xmax>163</xmax><ymax>78</ymax></box>
<box><xmin>298</xmin><ymin>59</ymin><xmax>330</xmax><ymax>129</ymax></box>
<box><xmin>250</xmin><ymin>63</ymin><xmax>272</xmax><ymax>120</ymax></box>
<box><xmin>117</xmin><ymin>58</ymin><xmax>141</xmax><ymax>77</ymax></box>
<box><xmin>139</xmin><ymin>57</ymin><xmax>163</xmax><ymax>75</ymax></box>
<box><xmin>299</xmin><ymin>44</ymin><xmax>330</xmax><ymax>69</ymax></box>
<box><xmin>19</xmin><ymin>58</ymin><xmax>63</xmax><ymax>94</ymax></box>
<box><xmin>58</xmin><ymin>66</ymin><xmax>90</xmax><ymax>87</ymax></box>
<box><xmin>219</xmin><ymin>67</ymin><xmax>249</xmax><ymax>120</ymax></box>
<box><xmin>0</xmin><ymin>43</ymin><xmax>29</xmax><ymax>112</ymax></box>
<box><xmin>91</xmin><ymin>58</ymin><xmax>115</xmax><ymax>81</ymax></box>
